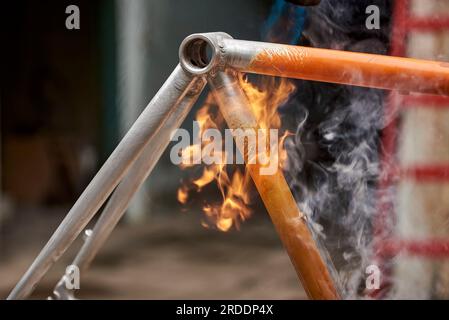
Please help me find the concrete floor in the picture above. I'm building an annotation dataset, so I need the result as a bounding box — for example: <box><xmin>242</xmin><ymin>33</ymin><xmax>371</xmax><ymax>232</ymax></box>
<box><xmin>0</xmin><ymin>208</ymin><xmax>306</xmax><ymax>299</ymax></box>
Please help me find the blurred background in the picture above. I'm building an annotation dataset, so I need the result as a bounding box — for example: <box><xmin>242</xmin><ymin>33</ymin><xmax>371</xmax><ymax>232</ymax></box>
<box><xmin>2</xmin><ymin>0</ymin><xmax>449</xmax><ymax>299</ymax></box>
<box><xmin>0</xmin><ymin>0</ymin><xmax>305</xmax><ymax>299</ymax></box>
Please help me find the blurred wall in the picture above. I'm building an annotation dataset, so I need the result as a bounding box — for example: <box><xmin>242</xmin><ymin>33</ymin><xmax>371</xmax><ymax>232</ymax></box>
<box><xmin>1</xmin><ymin>1</ymin><xmax>101</xmax><ymax>206</ymax></box>
<box><xmin>395</xmin><ymin>0</ymin><xmax>449</xmax><ymax>300</ymax></box>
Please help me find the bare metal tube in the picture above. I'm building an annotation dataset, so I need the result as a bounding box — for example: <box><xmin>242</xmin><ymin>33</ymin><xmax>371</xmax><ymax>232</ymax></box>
<box><xmin>49</xmin><ymin>76</ymin><xmax>206</xmax><ymax>299</ymax></box>
<box><xmin>218</xmin><ymin>37</ymin><xmax>449</xmax><ymax>96</ymax></box>
<box><xmin>8</xmin><ymin>65</ymin><xmax>198</xmax><ymax>300</ymax></box>
<box><xmin>208</xmin><ymin>70</ymin><xmax>340</xmax><ymax>300</ymax></box>
<box><xmin>74</xmin><ymin>76</ymin><xmax>205</xmax><ymax>273</ymax></box>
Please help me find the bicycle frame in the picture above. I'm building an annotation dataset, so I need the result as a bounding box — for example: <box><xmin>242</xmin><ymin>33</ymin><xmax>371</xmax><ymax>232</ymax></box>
<box><xmin>8</xmin><ymin>32</ymin><xmax>449</xmax><ymax>300</ymax></box>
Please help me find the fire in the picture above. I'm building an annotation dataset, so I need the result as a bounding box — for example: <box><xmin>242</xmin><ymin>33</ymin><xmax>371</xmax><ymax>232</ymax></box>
<box><xmin>176</xmin><ymin>75</ymin><xmax>295</xmax><ymax>231</ymax></box>
<box><xmin>177</xmin><ymin>185</ymin><xmax>189</xmax><ymax>205</ymax></box>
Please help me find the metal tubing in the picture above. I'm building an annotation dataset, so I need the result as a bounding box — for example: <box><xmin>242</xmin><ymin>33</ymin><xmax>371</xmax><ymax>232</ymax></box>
<box><xmin>208</xmin><ymin>70</ymin><xmax>340</xmax><ymax>300</ymax></box>
<box><xmin>8</xmin><ymin>65</ymin><xmax>197</xmax><ymax>300</ymax></box>
<box><xmin>49</xmin><ymin>76</ymin><xmax>206</xmax><ymax>299</ymax></box>
<box><xmin>76</xmin><ymin>76</ymin><xmax>205</xmax><ymax>272</ymax></box>
<box><xmin>221</xmin><ymin>38</ymin><xmax>449</xmax><ymax>96</ymax></box>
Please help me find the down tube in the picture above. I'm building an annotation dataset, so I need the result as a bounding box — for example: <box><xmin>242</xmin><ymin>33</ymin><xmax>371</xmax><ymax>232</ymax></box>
<box><xmin>51</xmin><ymin>76</ymin><xmax>207</xmax><ymax>298</ymax></box>
<box><xmin>208</xmin><ymin>70</ymin><xmax>340</xmax><ymax>300</ymax></box>
<box><xmin>8</xmin><ymin>65</ymin><xmax>198</xmax><ymax>300</ymax></box>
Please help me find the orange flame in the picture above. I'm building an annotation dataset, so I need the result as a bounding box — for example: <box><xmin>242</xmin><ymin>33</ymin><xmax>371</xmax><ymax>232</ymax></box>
<box><xmin>176</xmin><ymin>75</ymin><xmax>295</xmax><ymax>231</ymax></box>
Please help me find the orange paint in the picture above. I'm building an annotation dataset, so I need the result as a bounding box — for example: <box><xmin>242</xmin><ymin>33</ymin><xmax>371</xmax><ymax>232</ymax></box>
<box><xmin>247</xmin><ymin>164</ymin><xmax>340</xmax><ymax>299</ymax></box>
<box><xmin>250</xmin><ymin>45</ymin><xmax>449</xmax><ymax>96</ymax></box>
<box><xmin>209</xmin><ymin>72</ymin><xmax>340</xmax><ymax>300</ymax></box>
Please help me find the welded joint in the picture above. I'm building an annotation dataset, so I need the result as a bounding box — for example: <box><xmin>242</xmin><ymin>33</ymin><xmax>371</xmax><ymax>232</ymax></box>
<box><xmin>186</xmin><ymin>76</ymin><xmax>207</xmax><ymax>97</ymax></box>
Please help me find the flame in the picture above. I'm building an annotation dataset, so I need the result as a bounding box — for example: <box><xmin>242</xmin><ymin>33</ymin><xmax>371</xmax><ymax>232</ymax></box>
<box><xmin>177</xmin><ymin>75</ymin><xmax>295</xmax><ymax>231</ymax></box>
<box><xmin>177</xmin><ymin>185</ymin><xmax>189</xmax><ymax>204</ymax></box>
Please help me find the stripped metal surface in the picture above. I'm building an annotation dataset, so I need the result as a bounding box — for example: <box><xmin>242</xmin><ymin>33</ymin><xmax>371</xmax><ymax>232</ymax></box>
<box><xmin>49</xmin><ymin>76</ymin><xmax>206</xmax><ymax>300</ymax></box>
<box><xmin>8</xmin><ymin>65</ymin><xmax>199</xmax><ymax>300</ymax></box>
